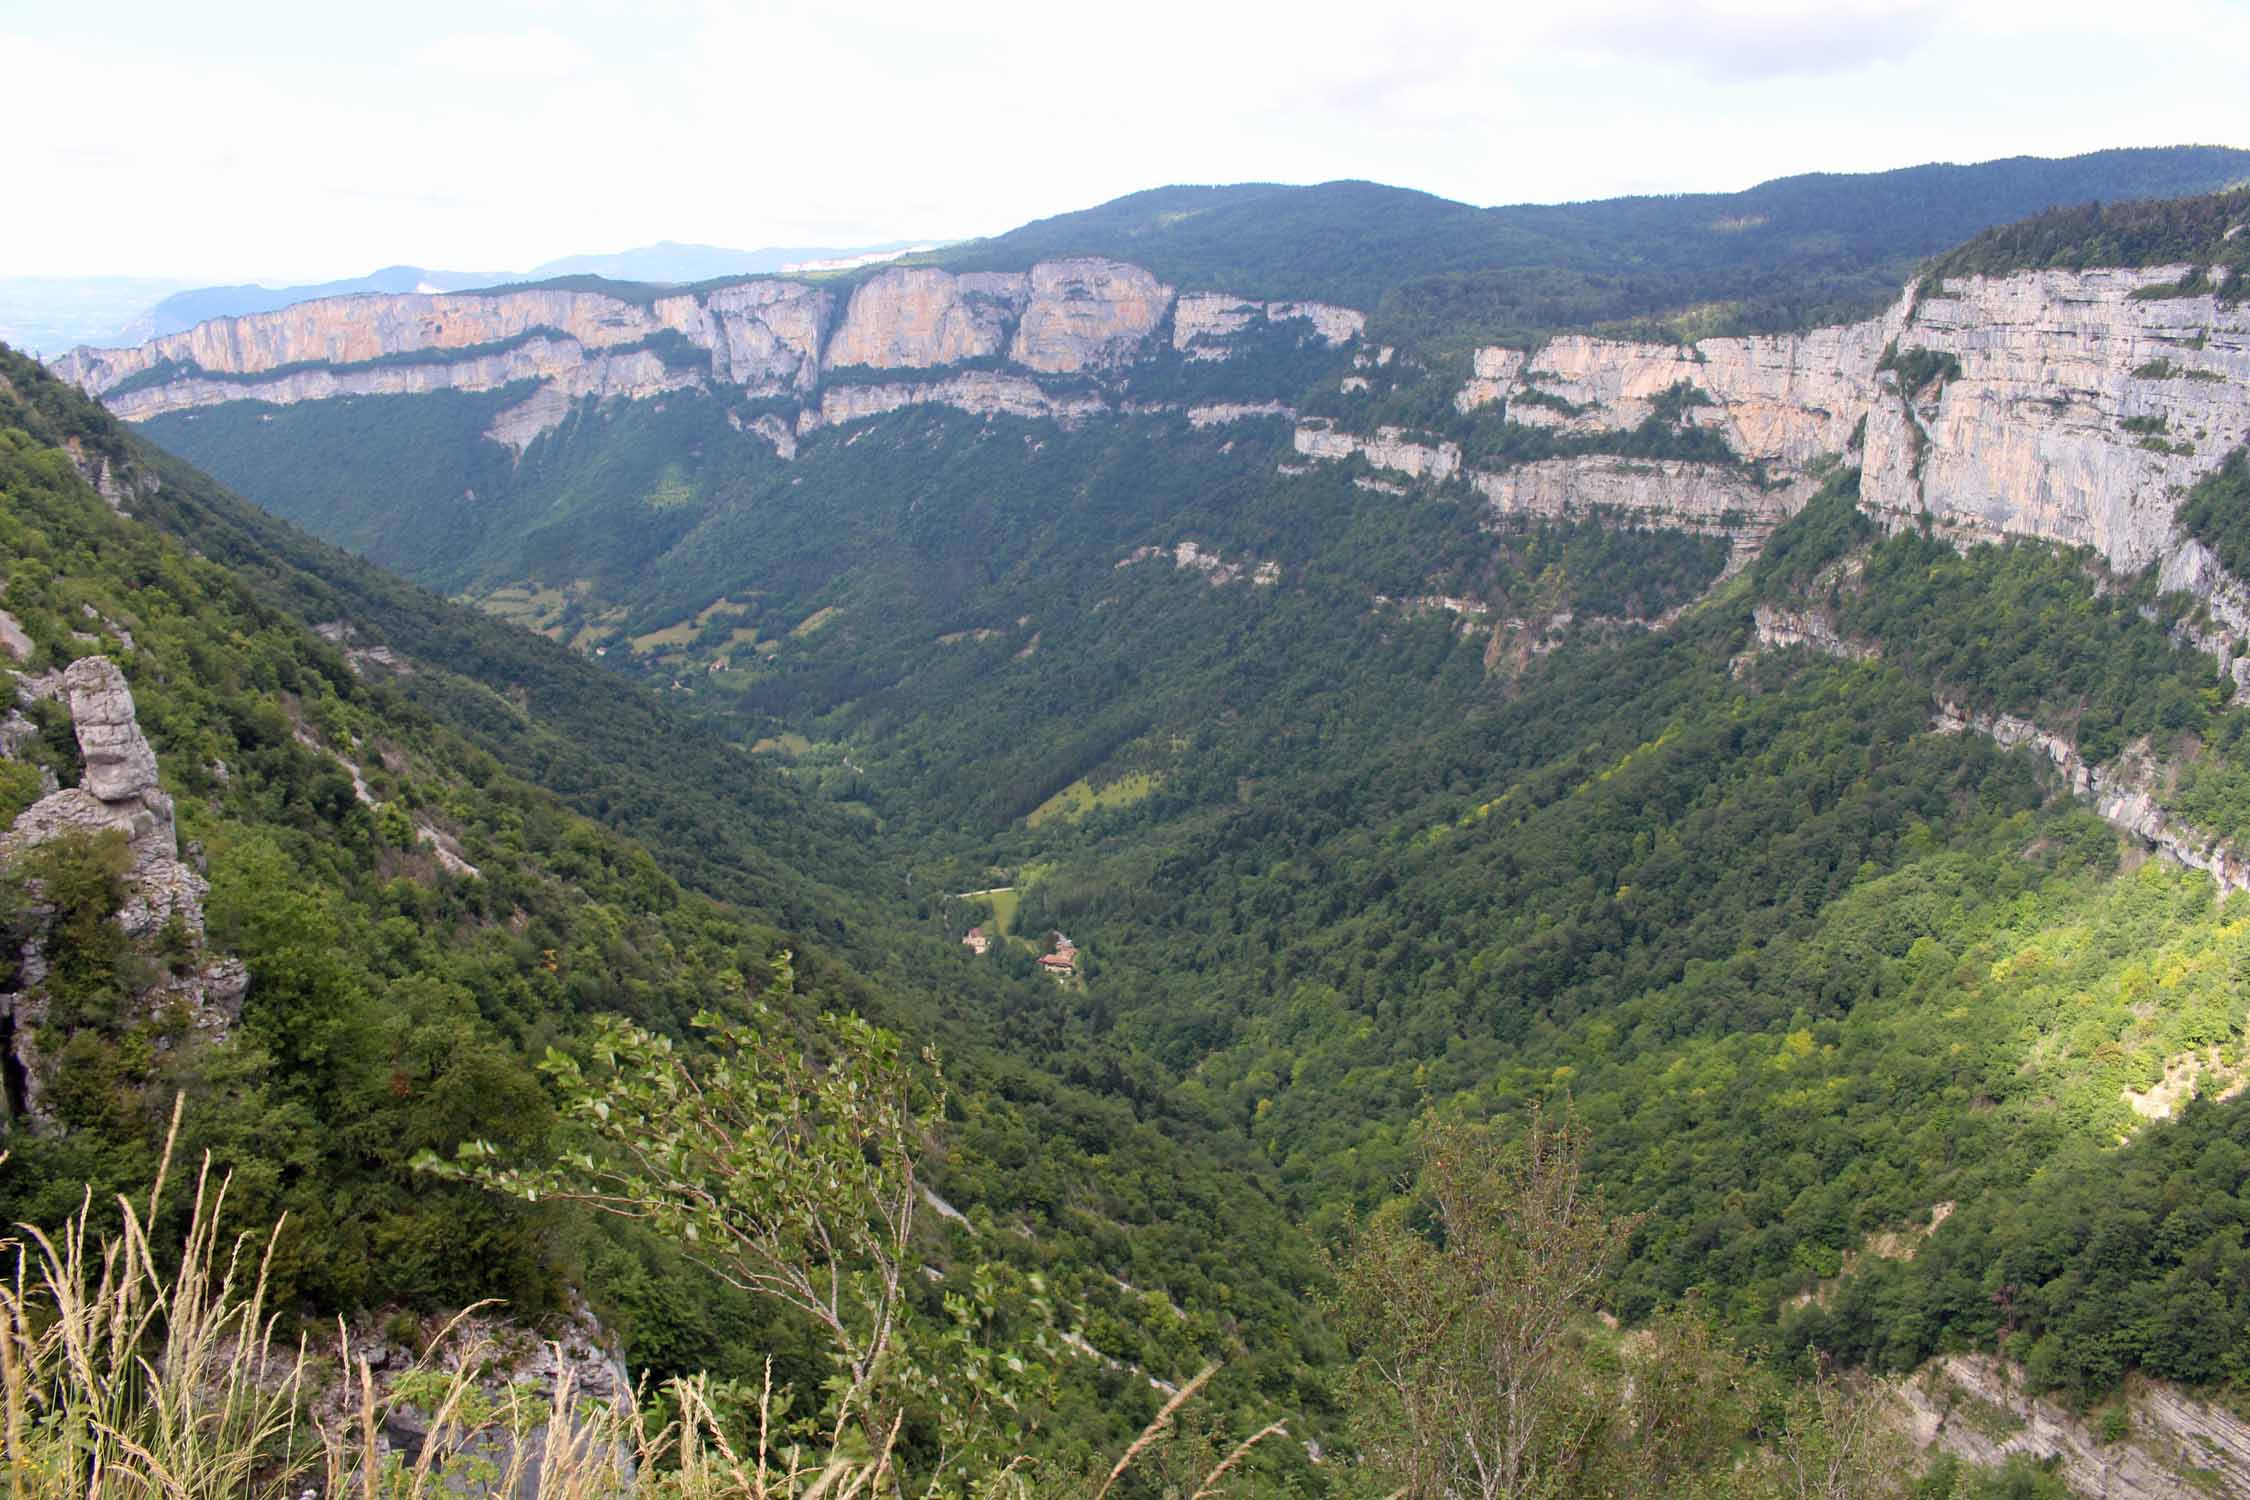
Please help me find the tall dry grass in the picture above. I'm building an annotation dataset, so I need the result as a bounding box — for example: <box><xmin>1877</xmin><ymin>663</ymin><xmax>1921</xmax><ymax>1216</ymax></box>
<box><xmin>0</xmin><ymin>1108</ymin><xmax>1275</xmax><ymax>1499</ymax></box>
<box><xmin>0</xmin><ymin>1105</ymin><xmax>890</xmax><ymax>1500</ymax></box>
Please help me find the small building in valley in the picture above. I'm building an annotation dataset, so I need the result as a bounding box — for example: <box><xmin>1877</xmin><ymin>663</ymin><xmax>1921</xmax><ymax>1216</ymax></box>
<box><xmin>1038</xmin><ymin>933</ymin><xmax>1079</xmax><ymax>979</ymax></box>
<box><xmin>963</xmin><ymin>926</ymin><xmax>991</xmax><ymax>956</ymax></box>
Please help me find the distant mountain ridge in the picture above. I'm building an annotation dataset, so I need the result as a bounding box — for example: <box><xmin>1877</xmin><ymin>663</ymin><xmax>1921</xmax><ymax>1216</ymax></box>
<box><xmin>5</xmin><ymin>241</ymin><xmax>943</xmax><ymax>354</ymax></box>
<box><xmin>120</xmin><ymin>265</ymin><xmax>516</xmax><ymax>343</ymax></box>
<box><xmin>930</xmin><ymin>145</ymin><xmax>2250</xmax><ymax>341</ymax></box>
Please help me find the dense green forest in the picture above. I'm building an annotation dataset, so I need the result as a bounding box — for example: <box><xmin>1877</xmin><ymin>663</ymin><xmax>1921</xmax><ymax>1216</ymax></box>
<box><xmin>1922</xmin><ymin>185</ymin><xmax>2250</xmax><ymax>290</ymax></box>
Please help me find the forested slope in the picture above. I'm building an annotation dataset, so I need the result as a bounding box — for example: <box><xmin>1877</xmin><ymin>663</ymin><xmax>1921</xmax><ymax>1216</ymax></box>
<box><xmin>0</xmin><ymin>347</ymin><xmax>1350</xmax><ymax>1479</ymax></box>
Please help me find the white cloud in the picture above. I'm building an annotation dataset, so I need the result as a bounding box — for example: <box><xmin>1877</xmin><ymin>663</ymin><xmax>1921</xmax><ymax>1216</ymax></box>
<box><xmin>1549</xmin><ymin>0</ymin><xmax>1945</xmax><ymax>81</ymax></box>
<box><xmin>413</xmin><ymin>26</ymin><xmax>591</xmax><ymax>77</ymax></box>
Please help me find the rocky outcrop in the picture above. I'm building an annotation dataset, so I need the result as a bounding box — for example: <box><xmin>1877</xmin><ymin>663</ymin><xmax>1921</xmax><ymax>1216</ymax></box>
<box><xmin>1748</xmin><ymin>604</ymin><xmax>1879</xmax><ymax>662</ymax></box>
<box><xmin>1008</xmin><ymin>259</ymin><xmax>1174</xmax><ymax>373</ymax></box>
<box><xmin>1186</xmin><ymin>401</ymin><xmax>1294</xmax><ymax>427</ymax></box>
<box><xmin>1267</xmin><ymin>301</ymin><xmax>1365</xmax><ymax>346</ymax></box>
<box><xmin>1455</xmin><ymin>346</ymin><xmax>1526</xmax><ymax>413</ymax></box>
<box><xmin>1293</xmin><ymin>422</ymin><xmax>1461</xmax><ymax>481</ymax></box>
<box><xmin>106</xmin><ymin>337</ymin><xmax>702</xmax><ymax>435</ymax></box>
<box><xmin>313</xmin><ymin>1298</ymin><xmax>632</xmax><ymax>1497</ymax></box>
<box><xmin>3</xmin><ymin>658</ymin><xmax>246</xmax><ymax>1125</ymax></box>
<box><xmin>824</xmin><ymin>267</ymin><xmax>1026</xmax><ymax>369</ymax></box>
<box><xmin>1892</xmin><ymin>1353</ymin><xmax>2250</xmax><ymax>1500</ymax></box>
<box><xmin>1117</xmin><ymin>541</ymin><xmax>1279</xmax><ymax>587</ymax></box>
<box><xmin>6</xmin><ymin>660</ymin><xmax>191</xmax><ymax>913</ymax></box>
<box><xmin>1930</xmin><ymin>699</ymin><xmax>2250</xmax><ymax>894</ymax></box>
<box><xmin>1477</xmin><ymin>324</ymin><xmax>1890</xmax><ymax>469</ymax></box>
<box><xmin>816</xmin><ymin>371</ymin><xmax>1107</xmax><ymax>431</ymax></box>
<box><xmin>56</xmin><ymin>255</ymin><xmax>2250</xmax><ymax>663</ymax></box>
<box><xmin>62</xmin><ymin>435</ymin><xmax>159</xmax><ymax>514</ymax></box>
<box><xmin>1174</xmin><ymin>294</ymin><xmax>1364</xmax><ymax>359</ymax></box>
<box><xmin>1438</xmin><ymin>270</ymin><xmax>2250</xmax><ymax>583</ymax></box>
<box><xmin>1172</xmin><ymin>294</ymin><xmax>1260</xmax><ymax>355</ymax></box>
<box><xmin>662</xmin><ymin>281</ymin><xmax>832</xmax><ymax>394</ymax></box>
<box><xmin>2122</xmin><ymin>1047</ymin><xmax>2247</xmax><ymax>1122</ymax></box>
<box><xmin>1473</xmin><ymin>459</ymin><xmax>1811</xmax><ymax>576</ymax></box>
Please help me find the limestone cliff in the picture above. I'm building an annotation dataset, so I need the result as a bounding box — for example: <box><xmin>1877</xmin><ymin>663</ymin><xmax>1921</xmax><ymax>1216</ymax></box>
<box><xmin>2</xmin><ymin>658</ymin><xmax>246</xmax><ymax>1126</ymax></box>
<box><xmin>1292</xmin><ymin>421</ymin><xmax>1462</xmax><ymax>481</ymax></box>
<box><xmin>1746</xmin><ymin>603</ymin><xmax>1880</xmax><ymax>662</ymax></box>
<box><xmin>1476</xmin><ymin>322</ymin><xmax>1889</xmax><ymax>469</ymax></box>
<box><xmin>1475</xmin><ymin>459</ymin><xmax>1810</xmax><ymax>577</ymax></box>
<box><xmin>823</xmin><ymin>267</ymin><xmax>1027</xmax><ymax>369</ymax></box>
<box><xmin>1892</xmin><ymin>1353</ymin><xmax>2250</xmax><ymax>1500</ymax></box>
<box><xmin>54</xmin><ymin>255</ymin><xmax>1353</xmax><ymax>449</ymax></box>
<box><xmin>815</xmin><ymin>371</ymin><xmax>1107</xmax><ymax>430</ymax></box>
<box><xmin>1173</xmin><ymin>293</ymin><xmax>1363</xmax><ymax>360</ymax></box>
<box><xmin>1431</xmin><ymin>264</ymin><xmax>2250</xmax><ymax>673</ymax></box>
<box><xmin>1859</xmin><ymin>266</ymin><xmax>2250</xmax><ymax>583</ymax></box>
<box><xmin>106</xmin><ymin>337</ymin><xmax>703</xmax><ymax>445</ymax></box>
<box><xmin>1007</xmin><ymin>259</ymin><xmax>1174</xmax><ymax>373</ymax></box>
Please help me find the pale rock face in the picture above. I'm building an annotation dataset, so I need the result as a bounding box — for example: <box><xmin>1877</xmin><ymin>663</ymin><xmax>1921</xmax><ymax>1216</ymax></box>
<box><xmin>0</xmin><ymin>609</ymin><xmax>31</xmax><ymax>661</ymax></box>
<box><xmin>53</xmin><ymin>289</ymin><xmax>673</xmax><ymax>391</ymax></box>
<box><xmin>63</xmin><ymin>656</ymin><xmax>159</xmax><ymax>802</ymax></box>
<box><xmin>1891</xmin><ymin>1353</ymin><xmax>2250</xmax><ymax>1500</ymax></box>
<box><xmin>1749</xmin><ymin>604</ymin><xmax>1879</xmax><ymax>661</ymax></box>
<box><xmin>1293</xmin><ymin>423</ymin><xmax>1461</xmax><ymax>481</ymax></box>
<box><xmin>55</xmin><ymin>256</ymin><xmax>1370</xmax><ymax>447</ymax></box>
<box><xmin>322</xmin><ymin>1298</ymin><xmax>629</xmax><ymax>1488</ymax></box>
<box><xmin>62</xmin><ymin>436</ymin><xmax>158</xmax><ymax>513</ymax></box>
<box><xmin>1186</xmin><ymin>401</ymin><xmax>1294</xmax><ymax>428</ymax></box>
<box><xmin>662</xmin><ymin>281</ymin><xmax>832</xmax><ymax>393</ymax></box>
<box><xmin>1496</xmin><ymin>323</ymin><xmax>1889</xmax><ymax>468</ymax></box>
<box><xmin>825</xmin><ymin>268</ymin><xmax>1027</xmax><ymax>369</ymax></box>
<box><xmin>68</xmin><ymin>280</ymin><xmax>830</xmax><ymax>430</ymax></box>
<box><xmin>1172</xmin><ymin>294</ymin><xmax>1261</xmax><ymax>355</ymax></box>
<box><xmin>816</xmin><ymin>371</ymin><xmax>1108</xmax><ymax>430</ymax></box>
<box><xmin>484</xmin><ymin>383</ymin><xmax>579</xmax><ymax>453</ymax></box>
<box><xmin>106</xmin><ymin>337</ymin><xmax>700</xmax><ymax>434</ymax></box>
<box><xmin>1008</xmin><ymin>259</ymin><xmax>1175</xmax><ymax>373</ymax></box>
<box><xmin>1413</xmin><ymin>266</ymin><xmax>2250</xmax><ymax>688</ymax></box>
<box><xmin>1117</xmin><ymin>541</ymin><xmax>1278</xmax><ymax>586</ymax></box>
<box><xmin>1172</xmin><ymin>293</ymin><xmax>1362</xmax><ymax>360</ymax></box>
<box><xmin>5</xmin><ymin>659</ymin><xmax>194</xmax><ymax>927</ymax></box>
<box><xmin>1455</xmin><ymin>347</ymin><xmax>1526</xmax><ymax>413</ymax></box>
<box><xmin>1859</xmin><ymin>267</ymin><xmax>2250</xmax><ymax>574</ymax></box>
<box><xmin>1267</xmin><ymin>301</ymin><xmax>1365</xmax><ymax>345</ymax></box>
<box><xmin>1472</xmin><ymin>458</ymin><xmax>1811</xmax><ymax>577</ymax></box>
<box><xmin>744</xmin><ymin>413</ymin><xmax>798</xmax><ymax>460</ymax></box>
<box><xmin>2155</xmin><ymin>539</ymin><xmax>2250</xmax><ymax>692</ymax></box>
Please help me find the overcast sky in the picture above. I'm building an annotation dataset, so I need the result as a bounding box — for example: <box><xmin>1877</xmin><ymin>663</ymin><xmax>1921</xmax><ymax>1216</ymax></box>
<box><xmin>6</xmin><ymin>0</ymin><xmax>2247</xmax><ymax>280</ymax></box>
